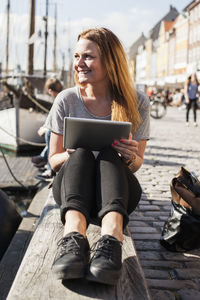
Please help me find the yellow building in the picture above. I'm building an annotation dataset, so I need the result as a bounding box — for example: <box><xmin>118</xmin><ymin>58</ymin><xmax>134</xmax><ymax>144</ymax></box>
<box><xmin>174</xmin><ymin>13</ymin><xmax>189</xmax><ymax>83</ymax></box>
<box><xmin>156</xmin><ymin>20</ymin><xmax>175</xmax><ymax>79</ymax></box>
<box><xmin>187</xmin><ymin>0</ymin><xmax>200</xmax><ymax>76</ymax></box>
<box><xmin>145</xmin><ymin>38</ymin><xmax>153</xmax><ymax>82</ymax></box>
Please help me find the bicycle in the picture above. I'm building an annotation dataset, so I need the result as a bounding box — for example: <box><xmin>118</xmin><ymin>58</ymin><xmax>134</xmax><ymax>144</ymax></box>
<box><xmin>150</xmin><ymin>96</ymin><xmax>167</xmax><ymax>119</ymax></box>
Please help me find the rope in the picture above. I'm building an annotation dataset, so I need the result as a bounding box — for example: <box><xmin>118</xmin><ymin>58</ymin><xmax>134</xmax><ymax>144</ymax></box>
<box><xmin>0</xmin><ymin>146</ymin><xmax>42</xmax><ymax>190</ymax></box>
<box><xmin>0</xmin><ymin>125</ymin><xmax>46</xmax><ymax>147</ymax></box>
<box><xmin>0</xmin><ymin>146</ymin><xmax>27</xmax><ymax>189</ymax></box>
<box><xmin>0</xmin><ymin>79</ymin><xmax>49</xmax><ymax>146</ymax></box>
<box><xmin>23</xmin><ymin>91</ymin><xmax>50</xmax><ymax>113</ymax></box>
<box><xmin>1</xmin><ymin>79</ymin><xmax>50</xmax><ymax>113</ymax></box>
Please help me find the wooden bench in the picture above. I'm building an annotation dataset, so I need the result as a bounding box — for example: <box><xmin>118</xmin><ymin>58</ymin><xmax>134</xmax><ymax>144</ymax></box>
<box><xmin>6</xmin><ymin>189</ymin><xmax>151</xmax><ymax>300</ymax></box>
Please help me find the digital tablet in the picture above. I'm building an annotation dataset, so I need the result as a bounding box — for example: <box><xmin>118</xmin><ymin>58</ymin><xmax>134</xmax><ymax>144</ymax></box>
<box><xmin>63</xmin><ymin>117</ymin><xmax>131</xmax><ymax>151</ymax></box>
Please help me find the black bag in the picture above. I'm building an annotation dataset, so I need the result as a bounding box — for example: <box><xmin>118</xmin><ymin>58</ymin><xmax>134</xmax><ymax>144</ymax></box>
<box><xmin>160</xmin><ymin>167</ymin><xmax>200</xmax><ymax>252</ymax></box>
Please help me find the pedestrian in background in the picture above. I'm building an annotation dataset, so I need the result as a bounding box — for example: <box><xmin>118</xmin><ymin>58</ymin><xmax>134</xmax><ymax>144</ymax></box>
<box><xmin>184</xmin><ymin>73</ymin><xmax>199</xmax><ymax>127</ymax></box>
<box><xmin>32</xmin><ymin>78</ymin><xmax>63</xmax><ymax>180</ymax></box>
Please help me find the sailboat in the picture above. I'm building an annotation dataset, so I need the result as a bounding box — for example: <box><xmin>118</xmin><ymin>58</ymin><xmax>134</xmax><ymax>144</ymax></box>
<box><xmin>0</xmin><ymin>74</ymin><xmax>52</xmax><ymax>152</ymax></box>
<box><xmin>0</xmin><ymin>0</ymin><xmax>55</xmax><ymax>152</ymax></box>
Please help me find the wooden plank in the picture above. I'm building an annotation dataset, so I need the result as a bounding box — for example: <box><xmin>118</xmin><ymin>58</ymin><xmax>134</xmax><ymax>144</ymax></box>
<box><xmin>7</xmin><ymin>191</ymin><xmax>151</xmax><ymax>300</ymax></box>
<box><xmin>0</xmin><ymin>183</ymin><xmax>49</xmax><ymax>300</ymax></box>
<box><xmin>0</xmin><ymin>156</ymin><xmax>39</xmax><ymax>188</ymax></box>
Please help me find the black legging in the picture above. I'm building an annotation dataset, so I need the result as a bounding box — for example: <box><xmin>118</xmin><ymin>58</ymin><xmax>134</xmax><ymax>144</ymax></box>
<box><xmin>186</xmin><ymin>98</ymin><xmax>197</xmax><ymax>122</ymax></box>
<box><xmin>52</xmin><ymin>147</ymin><xmax>142</xmax><ymax>228</ymax></box>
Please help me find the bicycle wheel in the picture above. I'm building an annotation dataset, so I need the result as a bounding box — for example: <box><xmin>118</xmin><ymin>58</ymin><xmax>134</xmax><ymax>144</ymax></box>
<box><xmin>150</xmin><ymin>100</ymin><xmax>167</xmax><ymax>119</ymax></box>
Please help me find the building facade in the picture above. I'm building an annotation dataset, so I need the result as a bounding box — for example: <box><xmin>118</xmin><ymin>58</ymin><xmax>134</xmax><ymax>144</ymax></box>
<box><xmin>128</xmin><ymin>2</ymin><xmax>200</xmax><ymax>89</ymax></box>
<box><xmin>187</xmin><ymin>0</ymin><xmax>200</xmax><ymax>76</ymax></box>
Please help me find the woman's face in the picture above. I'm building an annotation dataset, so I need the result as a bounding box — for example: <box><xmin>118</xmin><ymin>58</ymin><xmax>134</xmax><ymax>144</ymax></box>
<box><xmin>73</xmin><ymin>38</ymin><xmax>108</xmax><ymax>85</ymax></box>
<box><xmin>191</xmin><ymin>74</ymin><xmax>196</xmax><ymax>82</ymax></box>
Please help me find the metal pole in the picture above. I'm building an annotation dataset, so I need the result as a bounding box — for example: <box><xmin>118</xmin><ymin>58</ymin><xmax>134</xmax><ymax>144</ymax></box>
<box><xmin>28</xmin><ymin>0</ymin><xmax>35</xmax><ymax>75</ymax></box>
<box><xmin>43</xmin><ymin>0</ymin><xmax>48</xmax><ymax>76</ymax></box>
<box><xmin>5</xmin><ymin>0</ymin><xmax>10</xmax><ymax>74</ymax></box>
<box><xmin>53</xmin><ymin>3</ymin><xmax>57</xmax><ymax>73</ymax></box>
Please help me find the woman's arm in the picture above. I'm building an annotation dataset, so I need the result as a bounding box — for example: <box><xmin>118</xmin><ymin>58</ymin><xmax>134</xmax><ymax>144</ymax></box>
<box><xmin>184</xmin><ymin>82</ymin><xmax>189</xmax><ymax>103</ymax></box>
<box><xmin>112</xmin><ymin>135</ymin><xmax>147</xmax><ymax>173</ymax></box>
<box><xmin>49</xmin><ymin>132</ymin><xmax>70</xmax><ymax>172</ymax></box>
<box><xmin>128</xmin><ymin>140</ymin><xmax>146</xmax><ymax>172</ymax></box>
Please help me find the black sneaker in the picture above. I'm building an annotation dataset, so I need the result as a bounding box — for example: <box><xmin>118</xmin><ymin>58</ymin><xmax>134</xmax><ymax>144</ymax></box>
<box><xmin>52</xmin><ymin>232</ymin><xmax>90</xmax><ymax>280</ymax></box>
<box><xmin>86</xmin><ymin>235</ymin><xmax>122</xmax><ymax>285</ymax></box>
<box><xmin>35</xmin><ymin>169</ymin><xmax>53</xmax><ymax>182</ymax></box>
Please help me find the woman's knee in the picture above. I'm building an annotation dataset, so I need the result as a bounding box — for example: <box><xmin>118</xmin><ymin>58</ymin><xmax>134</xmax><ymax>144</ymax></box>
<box><xmin>71</xmin><ymin>148</ymin><xmax>95</xmax><ymax>161</ymax></box>
<box><xmin>61</xmin><ymin>148</ymin><xmax>95</xmax><ymax>173</ymax></box>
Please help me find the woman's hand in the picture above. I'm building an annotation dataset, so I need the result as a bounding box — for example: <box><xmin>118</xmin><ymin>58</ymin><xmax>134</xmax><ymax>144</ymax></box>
<box><xmin>112</xmin><ymin>134</ymin><xmax>147</xmax><ymax>172</ymax></box>
<box><xmin>37</xmin><ymin>126</ymin><xmax>47</xmax><ymax>136</ymax></box>
<box><xmin>185</xmin><ymin>93</ymin><xmax>189</xmax><ymax>104</ymax></box>
<box><xmin>49</xmin><ymin>133</ymin><xmax>73</xmax><ymax>172</ymax></box>
<box><xmin>112</xmin><ymin>133</ymin><xmax>138</xmax><ymax>161</ymax></box>
<box><xmin>66</xmin><ymin>149</ymin><xmax>75</xmax><ymax>154</ymax></box>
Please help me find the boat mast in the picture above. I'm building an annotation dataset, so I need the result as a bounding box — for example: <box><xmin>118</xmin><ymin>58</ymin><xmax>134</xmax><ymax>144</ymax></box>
<box><xmin>28</xmin><ymin>0</ymin><xmax>35</xmax><ymax>75</ymax></box>
<box><xmin>5</xmin><ymin>0</ymin><xmax>10</xmax><ymax>74</ymax></box>
<box><xmin>43</xmin><ymin>0</ymin><xmax>49</xmax><ymax>76</ymax></box>
<box><xmin>67</xmin><ymin>20</ymin><xmax>73</xmax><ymax>87</ymax></box>
<box><xmin>53</xmin><ymin>3</ymin><xmax>57</xmax><ymax>73</ymax></box>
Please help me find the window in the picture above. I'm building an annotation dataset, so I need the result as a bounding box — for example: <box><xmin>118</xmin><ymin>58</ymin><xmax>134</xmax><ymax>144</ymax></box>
<box><xmin>198</xmin><ymin>4</ymin><xmax>200</xmax><ymax>19</ymax></box>
<box><xmin>198</xmin><ymin>25</ymin><xmax>200</xmax><ymax>41</ymax></box>
<box><xmin>194</xmin><ymin>27</ymin><xmax>197</xmax><ymax>42</ymax></box>
<box><xmin>194</xmin><ymin>7</ymin><xmax>198</xmax><ymax>21</ymax></box>
<box><xmin>177</xmin><ymin>25</ymin><xmax>188</xmax><ymax>42</ymax></box>
<box><xmin>197</xmin><ymin>47</ymin><xmax>200</xmax><ymax>59</ymax></box>
<box><xmin>189</xmin><ymin>29</ymin><xmax>193</xmax><ymax>44</ymax></box>
<box><xmin>192</xmin><ymin>48</ymin><xmax>195</xmax><ymax>62</ymax></box>
<box><xmin>190</xmin><ymin>10</ymin><xmax>194</xmax><ymax>24</ymax></box>
<box><xmin>189</xmin><ymin>50</ymin><xmax>192</xmax><ymax>63</ymax></box>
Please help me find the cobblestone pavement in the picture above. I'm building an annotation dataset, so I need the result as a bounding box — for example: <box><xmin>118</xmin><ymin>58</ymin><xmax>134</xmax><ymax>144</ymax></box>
<box><xmin>129</xmin><ymin>106</ymin><xmax>200</xmax><ymax>300</ymax></box>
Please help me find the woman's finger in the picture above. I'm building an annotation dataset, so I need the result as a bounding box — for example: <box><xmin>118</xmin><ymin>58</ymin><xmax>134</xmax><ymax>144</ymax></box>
<box><xmin>113</xmin><ymin>144</ymin><xmax>136</xmax><ymax>159</ymax></box>
<box><xmin>119</xmin><ymin>138</ymin><xmax>138</xmax><ymax>147</ymax></box>
<box><xmin>113</xmin><ymin>139</ymin><xmax>138</xmax><ymax>151</ymax></box>
<box><xmin>67</xmin><ymin>149</ymin><xmax>75</xmax><ymax>154</ymax></box>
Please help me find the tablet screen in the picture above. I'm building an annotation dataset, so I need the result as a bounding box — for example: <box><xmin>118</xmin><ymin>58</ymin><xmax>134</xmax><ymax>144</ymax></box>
<box><xmin>63</xmin><ymin>117</ymin><xmax>131</xmax><ymax>151</ymax></box>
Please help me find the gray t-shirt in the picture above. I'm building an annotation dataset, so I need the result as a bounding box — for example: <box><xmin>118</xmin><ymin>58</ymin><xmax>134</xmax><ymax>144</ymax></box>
<box><xmin>45</xmin><ymin>86</ymin><xmax>150</xmax><ymax>140</ymax></box>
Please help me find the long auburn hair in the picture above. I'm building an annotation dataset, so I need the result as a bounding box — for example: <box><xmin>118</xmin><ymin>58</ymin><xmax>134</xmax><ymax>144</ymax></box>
<box><xmin>74</xmin><ymin>27</ymin><xmax>141</xmax><ymax>132</ymax></box>
<box><xmin>185</xmin><ymin>73</ymin><xmax>199</xmax><ymax>92</ymax></box>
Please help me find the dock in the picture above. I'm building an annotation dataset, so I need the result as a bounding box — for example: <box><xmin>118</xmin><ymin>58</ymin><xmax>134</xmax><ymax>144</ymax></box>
<box><xmin>0</xmin><ymin>155</ymin><xmax>40</xmax><ymax>189</ymax></box>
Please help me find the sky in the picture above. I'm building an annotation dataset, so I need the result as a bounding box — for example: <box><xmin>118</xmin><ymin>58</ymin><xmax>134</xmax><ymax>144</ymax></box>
<box><xmin>0</xmin><ymin>0</ymin><xmax>192</xmax><ymax>72</ymax></box>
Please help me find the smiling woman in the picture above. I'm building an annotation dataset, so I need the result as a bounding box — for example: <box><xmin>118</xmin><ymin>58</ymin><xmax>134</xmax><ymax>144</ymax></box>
<box><xmin>44</xmin><ymin>27</ymin><xmax>150</xmax><ymax>285</ymax></box>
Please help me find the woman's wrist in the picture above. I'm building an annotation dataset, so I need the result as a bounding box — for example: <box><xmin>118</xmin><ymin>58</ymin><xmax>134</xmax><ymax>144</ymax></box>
<box><xmin>50</xmin><ymin>151</ymin><xmax>70</xmax><ymax>172</ymax></box>
<box><xmin>125</xmin><ymin>153</ymin><xmax>143</xmax><ymax>173</ymax></box>
<box><xmin>125</xmin><ymin>153</ymin><xmax>137</xmax><ymax>166</ymax></box>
